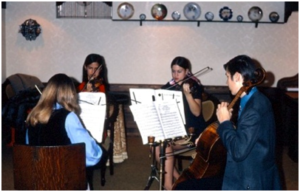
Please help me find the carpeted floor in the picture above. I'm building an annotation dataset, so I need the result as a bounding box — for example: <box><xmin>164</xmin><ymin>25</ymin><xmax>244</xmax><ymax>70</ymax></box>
<box><xmin>2</xmin><ymin>136</ymin><xmax>298</xmax><ymax>190</ymax></box>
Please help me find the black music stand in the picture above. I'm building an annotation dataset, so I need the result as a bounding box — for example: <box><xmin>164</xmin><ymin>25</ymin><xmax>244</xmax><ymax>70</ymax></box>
<box><xmin>144</xmin><ymin>136</ymin><xmax>159</xmax><ymax>190</ymax></box>
<box><xmin>144</xmin><ymin>136</ymin><xmax>170</xmax><ymax>191</ymax></box>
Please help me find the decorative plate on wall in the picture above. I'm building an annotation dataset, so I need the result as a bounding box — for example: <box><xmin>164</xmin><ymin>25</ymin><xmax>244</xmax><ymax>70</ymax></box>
<box><xmin>269</xmin><ymin>12</ymin><xmax>279</xmax><ymax>23</ymax></box>
<box><xmin>205</xmin><ymin>12</ymin><xmax>214</xmax><ymax>21</ymax></box>
<box><xmin>183</xmin><ymin>2</ymin><xmax>201</xmax><ymax>20</ymax></box>
<box><xmin>219</xmin><ymin>6</ymin><xmax>232</xmax><ymax>21</ymax></box>
<box><xmin>151</xmin><ymin>4</ymin><xmax>167</xmax><ymax>20</ymax></box>
<box><xmin>237</xmin><ymin>15</ymin><xmax>243</xmax><ymax>22</ymax></box>
<box><xmin>117</xmin><ymin>2</ymin><xmax>134</xmax><ymax>20</ymax></box>
<box><xmin>172</xmin><ymin>11</ymin><xmax>181</xmax><ymax>20</ymax></box>
<box><xmin>139</xmin><ymin>13</ymin><xmax>146</xmax><ymax>20</ymax></box>
<box><xmin>248</xmin><ymin>6</ymin><xmax>263</xmax><ymax>22</ymax></box>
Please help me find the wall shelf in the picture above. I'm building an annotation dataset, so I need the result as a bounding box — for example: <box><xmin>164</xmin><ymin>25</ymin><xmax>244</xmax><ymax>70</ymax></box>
<box><xmin>111</xmin><ymin>2</ymin><xmax>295</xmax><ymax>28</ymax></box>
<box><xmin>112</xmin><ymin>19</ymin><xmax>285</xmax><ymax>28</ymax></box>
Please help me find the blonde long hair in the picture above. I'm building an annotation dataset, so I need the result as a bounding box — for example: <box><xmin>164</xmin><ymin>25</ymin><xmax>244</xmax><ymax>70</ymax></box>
<box><xmin>26</xmin><ymin>73</ymin><xmax>80</xmax><ymax>126</ymax></box>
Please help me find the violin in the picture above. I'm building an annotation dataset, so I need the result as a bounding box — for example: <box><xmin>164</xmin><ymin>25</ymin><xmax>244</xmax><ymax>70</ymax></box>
<box><xmin>88</xmin><ymin>78</ymin><xmax>103</xmax><ymax>92</ymax></box>
<box><xmin>181</xmin><ymin>77</ymin><xmax>199</xmax><ymax>94</ymax></box>
<box><xmin>83</xmin><ymin>64</ymin><xmax>103</xmax><ymax>92</ymax></box>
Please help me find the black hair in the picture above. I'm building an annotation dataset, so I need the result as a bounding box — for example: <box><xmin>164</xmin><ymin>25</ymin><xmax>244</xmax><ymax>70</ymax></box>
<box><xmin>170</xmin><ymin>56</ymin><xmax>191</xmax><ymax>71</ymax></box>
<box><xmin>223</xmin><ymin>55</ymin><xmax>256</xmax><ymax>83</ymax></box>
<box><xmin>81</xmin><ymin>53</ymin><xmax>109</xmax><ymax>91</ymax></box>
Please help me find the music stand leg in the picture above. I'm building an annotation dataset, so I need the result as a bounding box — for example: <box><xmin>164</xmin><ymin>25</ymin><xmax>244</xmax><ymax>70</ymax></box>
<box><xmin>144</xmin><ymin>143</ymin><xmax>159</xmax><ymax>190</ymax></box>
<box><xmin>159</xmin><ymin>140</ymin><xmax>168</xmax><ymax>191</ymax></box>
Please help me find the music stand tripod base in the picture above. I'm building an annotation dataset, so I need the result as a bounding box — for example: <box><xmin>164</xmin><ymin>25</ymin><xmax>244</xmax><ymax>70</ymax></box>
<box><xmin>144</xmin><ymin>136</ymin><xmax>160</xmax><ymax>190</ymax></box>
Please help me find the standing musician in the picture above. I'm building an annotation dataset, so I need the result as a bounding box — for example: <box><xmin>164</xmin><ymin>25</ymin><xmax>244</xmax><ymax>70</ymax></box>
<box><xmin>215</xmin><ymin>55</ymin><xmax>281</xmax><ymax>190</ymax></box>
<box><xmin>78</xmin><ymin>53</ymin><xmax>109</xmax><ymax>93</ymax></box>
<box><xmin>155</xmin><ymin>56</ymin><xmax>207</xmax><ymax>190</ymax></box>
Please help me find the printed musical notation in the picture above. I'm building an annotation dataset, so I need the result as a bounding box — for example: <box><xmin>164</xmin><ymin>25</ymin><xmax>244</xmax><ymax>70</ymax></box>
<box><xmin>129</xmin><ymin>88</ymin><xmax>187</xmax><ymax>145</ymax></box>
<box><xmin>129</xmin><ymin>88</ymin><xmax>186</xmax><ymax>124</ymax></box>
<box><xmin>78</xmin><ymin>92</ymin><xmax>106</xmax><ymax>143</ymax></box>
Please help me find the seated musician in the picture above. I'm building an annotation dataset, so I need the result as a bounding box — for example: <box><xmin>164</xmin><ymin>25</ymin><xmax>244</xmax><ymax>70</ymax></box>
<box><xmin>215</xmin><ymin>55</ymin><xmax>281</xmax><ymax>190</ymax></box>
<box><xmin>25</xmin><ymin>74</ymin><xmax>103</xmax><ymax>188</ymax></box>
<box><xmin>156</xmin><ymin>56</ymin><xmax>207</xmax><ymax>190</ymax></box>
<box><xmin>77</xmin><ymin>53</ymin><xmax>109</xmax><ymax>93</ymax></box>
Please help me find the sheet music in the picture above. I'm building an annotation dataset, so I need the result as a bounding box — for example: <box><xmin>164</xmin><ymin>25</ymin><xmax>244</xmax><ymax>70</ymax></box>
<box><xmin>129</xmin><ymin>103</ymin><xmax>165</xmax><ymax>144</ymax></box>
<box><xmin>155</xmin><ymin>89</ymin><xmax>185</xmax><ymax>124</ymax></box>
<box><xmin>129</xmin><ymin>88</ymin><xmax>185</xmax><ymax>124</ymax></box>
<box><xmin>78</xmin><ymin>92</ymin><xmax>106</xmax><ymax>143</ymax></box>
<box><xmin>129</xmin><ymin>88</ymin><xmax>155</xmax><ymax>105</ymax></box>
<box><xmin>78</xmin><ymin>92</ymin><xmax>106</xmax><ymax>106</ymax></box>
<box><xmin>155</xmin><ymin>101</ymin><xmax>186</xmax><ymax>139</ymax></box>
<box><xmin>130</xmin><ymin>100</ymin><xmax>187</xmax><ymax>145</ymax></box>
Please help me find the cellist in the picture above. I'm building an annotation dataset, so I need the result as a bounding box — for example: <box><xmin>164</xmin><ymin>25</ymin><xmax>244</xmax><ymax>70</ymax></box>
<box><xmin>215</xmin><ymin>55</ymin><xmax>281</xmax><ymax>190</ymax></box>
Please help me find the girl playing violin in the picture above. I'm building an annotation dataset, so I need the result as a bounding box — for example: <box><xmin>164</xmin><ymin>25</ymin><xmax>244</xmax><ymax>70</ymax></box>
<box><xmin>78</xmin><ymin>53</ymin><xmax>109</xmax><ymax>93</ymax></box>
<box><xmin>157</xmin><ymin>56</ymin><xmax>207</xmax><ymax>190</ymax></box>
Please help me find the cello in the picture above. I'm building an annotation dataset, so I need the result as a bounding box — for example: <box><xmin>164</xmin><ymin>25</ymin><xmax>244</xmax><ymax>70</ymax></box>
<box><xmin>172</xmin><ymin>68</ymin><xmax>266</xmax><ymax>189</ymax></box>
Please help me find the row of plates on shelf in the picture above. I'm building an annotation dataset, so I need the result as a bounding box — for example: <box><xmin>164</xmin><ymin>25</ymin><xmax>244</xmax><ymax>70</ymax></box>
<box><xmin>117</xmin><ymin>2</ymin><xmax>280</xmax><ymax>23</ymax></box>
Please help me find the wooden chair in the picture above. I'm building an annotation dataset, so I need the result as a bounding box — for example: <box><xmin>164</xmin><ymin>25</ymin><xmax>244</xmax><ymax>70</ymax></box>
<box><xmin>13</xmin><ymin>143</ymin><xmax>86</xmax><ymax>190</ymax></box>
<box><xmin>176</xmin><ymin>100</ymin><xmax>216</xmax><ymax>172</ymax></box>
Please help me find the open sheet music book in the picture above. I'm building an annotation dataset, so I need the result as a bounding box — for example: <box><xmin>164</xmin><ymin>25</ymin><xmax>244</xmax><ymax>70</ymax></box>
<box><xmin>78</xmin><ymin>92</ymin><xmax>106</xmax><ymax>143</ymax></box>
<box><xmin>129</xmin><ymin>88</ymin><xmax>187</xmax><ymax>145</ymax></box>
<box><xmin>129</xmin><ymin>88</ymin><xmax>186</xmax><ymax>124</ymax></box>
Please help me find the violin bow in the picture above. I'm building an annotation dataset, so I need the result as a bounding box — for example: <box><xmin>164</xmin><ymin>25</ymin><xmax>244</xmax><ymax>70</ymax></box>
<box><xmin>165</xmin><ymin>66</ymin><xmax>213</xmax><ymax>90</ymax></box>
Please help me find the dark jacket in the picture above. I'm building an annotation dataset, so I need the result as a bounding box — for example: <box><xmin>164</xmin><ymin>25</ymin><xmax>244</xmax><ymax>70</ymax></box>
<box><xmin>217</xmin><ymin>90</ymin><xmax>281</xmax><ymax>190</ymax></box>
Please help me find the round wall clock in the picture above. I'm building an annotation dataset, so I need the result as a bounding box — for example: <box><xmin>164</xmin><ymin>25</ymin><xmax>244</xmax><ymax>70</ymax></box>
<box><xmin>117</xmin><ymin>2</ymin><xmax>134</xmax><ymax>20</ymax></box>
<box><xmin>183</xmin><ymin>2</ymin><xmax>201</xmax><ymax>20</ymax></box>
<box><xmin>269</xmin><ymin>12</ymin><xmax>279</xmax><ymax>23</ymax></box>
<box><xmin>219</xmin><ymin>6</ymin><xmax>232</xmax><ymax>21</ymax></box>
<box><xmin>151</xmin><ymin>4</ymin><xmax>167</xmax><ymax>20</ymax></box>
<box><xmin>172</xmin><ymin>11</ymin><xmax>181</xmax><ymax>20</ymax></box>
<box><xmin>248</xmin><ymin>6</ymin><xmax>263</xmax><ymax>22</ymax></box>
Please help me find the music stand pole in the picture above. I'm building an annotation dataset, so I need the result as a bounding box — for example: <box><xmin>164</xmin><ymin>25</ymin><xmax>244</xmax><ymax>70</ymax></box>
<box><xmin>159</xmin><ymin>139</ymin><xmax>168</xmax><ymax>191</ymax></box>
<box><xmin>144</xmin><ymin>136</ymin><xmax>159</xmax><ymax>190</ymax></box>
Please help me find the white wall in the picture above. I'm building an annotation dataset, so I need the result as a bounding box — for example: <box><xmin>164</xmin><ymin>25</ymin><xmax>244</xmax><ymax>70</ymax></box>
<box><xmin>3</xmin><ymin>2</ymin><xmax>298</xmax><ymax>87</ymax></box>
<box><xmin>1</xmin><ymin>9</ymin><xmax>6</xmax><ymax>83</ymax></box>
